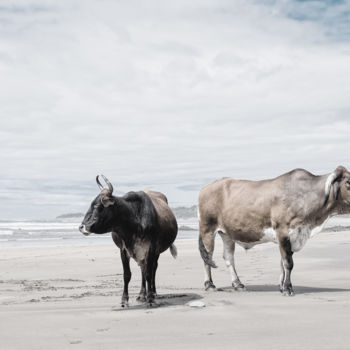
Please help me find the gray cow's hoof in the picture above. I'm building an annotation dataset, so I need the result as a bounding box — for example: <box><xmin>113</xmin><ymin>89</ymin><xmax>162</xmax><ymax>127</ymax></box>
<box><xmin>204</xmin><ymin>280</ymin><xmax>216</xmax><ymax>291</ymax></box>
<box><xmin>281</xmin><ymin>285</ymin><xmax>294</xmax><ymax>296</ymax></box>
<box><xmin>232</xmin><ymin>281</ymin><xmax>246</xmax><ymax>291</ymax></box>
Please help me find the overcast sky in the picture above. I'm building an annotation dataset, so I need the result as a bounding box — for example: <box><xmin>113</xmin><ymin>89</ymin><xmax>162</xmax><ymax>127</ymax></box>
<box><xmin>1</xmin><ymin>0</ymin><xmax>350</xmax><ymax>220</ymax></box>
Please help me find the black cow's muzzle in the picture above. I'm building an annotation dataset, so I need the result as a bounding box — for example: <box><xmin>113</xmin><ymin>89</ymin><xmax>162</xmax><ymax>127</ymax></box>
<box><xmin>79</xmin><ymin>224</ymin><xmax>92</xmax><ymax>236</ymax></box>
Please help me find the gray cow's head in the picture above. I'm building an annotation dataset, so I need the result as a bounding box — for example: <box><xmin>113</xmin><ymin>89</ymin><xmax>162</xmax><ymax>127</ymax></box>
<box><xmin>325</xmin><ymin>165</ymin><xmax>350</xmax><ymax>209</ymax></box>
<box><xmin>79</xmin><ymin>175</ymin><xmax>116</xmax><ymax>236</ymax></box>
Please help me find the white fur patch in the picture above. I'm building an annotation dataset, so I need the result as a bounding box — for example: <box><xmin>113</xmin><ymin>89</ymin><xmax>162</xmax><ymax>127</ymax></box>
<box><xmin>79</xmin><ymin>225</ymin><xmax>92</xmax><ymax>236</ymax></box>
<box><xmin>261</xmin><ymin>227</ymin><xmax>278</xmax><ymax>243</ymax></box>
<box><xmin>235</xmin><ymin>219</ymin><xmax>329</xmax><ymax>252</ymax></box>
<box><xmin>236</xmin><ymin>227</ymin><xmax>278</xmax><ymax>250</ymax></box>
<box><xmin>288</xmin><ymin>226</ymin><xmax>311</xmax><ymax>252</ymax></box>
<box><xmin>325</xmin><ymin>172</ymin><xmax>336</xmax><ymax>198</ymax></box>
<box><xmin>131</xmin><ymin>238</ymin><xmax>150</xmax><ymax>264</ymax></box>
<box><xmin>289</xmin><ymin>218</ymin><xmax>329</xmax><ymax>252</ymax></box>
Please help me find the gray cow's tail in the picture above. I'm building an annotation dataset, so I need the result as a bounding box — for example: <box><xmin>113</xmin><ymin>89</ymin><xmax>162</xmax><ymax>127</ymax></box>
<box><xmin>169</xmin><ymin>244</ymin><xmax>177</xmax><ymax>259</ymax></box>
<box><xmin>199</xmin><ymin>234</ymin><xmax>217</xmax><ymax>268</ymax></box>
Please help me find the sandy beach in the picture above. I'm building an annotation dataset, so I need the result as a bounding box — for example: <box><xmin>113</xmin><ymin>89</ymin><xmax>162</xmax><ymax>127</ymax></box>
<box><xmin>1</xmin><ymin>231</ymin><xmax>350</xmax><ymax>350</ymax></box>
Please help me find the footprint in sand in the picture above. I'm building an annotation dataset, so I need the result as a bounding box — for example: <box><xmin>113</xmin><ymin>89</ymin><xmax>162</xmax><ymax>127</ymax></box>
<box><xmin>96</xmin><ymin>328</ymin><xmax>109</xmax><ymax>333</ymax></box>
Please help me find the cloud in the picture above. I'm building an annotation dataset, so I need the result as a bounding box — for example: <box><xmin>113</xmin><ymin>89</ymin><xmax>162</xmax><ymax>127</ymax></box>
<box><xmin>0</xmin><ymin>0</ymin><xmax>350</xmax><ymax>219</ymax></box>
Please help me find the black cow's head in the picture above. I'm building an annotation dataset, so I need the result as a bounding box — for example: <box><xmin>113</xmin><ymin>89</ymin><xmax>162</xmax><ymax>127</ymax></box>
<box><xmin>79</xmin><ymin>175</ymin><xmax>116</xmax><ymax>235</ymax></box>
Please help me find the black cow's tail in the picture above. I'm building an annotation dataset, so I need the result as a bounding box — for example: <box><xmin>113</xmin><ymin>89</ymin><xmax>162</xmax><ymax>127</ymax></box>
<box><xmin>199</xmin><ymin>234</ymin><xmax>217</xmax><ymax>268</ymax></box>
<box><xmin>169</xmin><ymin>244</ymin><xmax>177</xmax><ymax>259</ymax></box>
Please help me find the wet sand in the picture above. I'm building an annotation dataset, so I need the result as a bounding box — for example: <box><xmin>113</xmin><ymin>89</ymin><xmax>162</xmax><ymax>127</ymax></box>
<box><xmin>1</xmin><ymin>231</ymin><xmax>350</xmax><ymax>349</ymax></box>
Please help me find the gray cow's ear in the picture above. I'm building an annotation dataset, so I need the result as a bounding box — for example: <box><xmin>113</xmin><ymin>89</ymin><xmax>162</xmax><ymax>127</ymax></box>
<box><xmin>333</xmin><ymin>166</ymin><xmax>348</xmax><ymax>200</ymax></box>
<box><xmin>333</xmin><ymin>181</ymin><xmax>340</xmax><ymax>200</ymax></box>
<box><xmin>325</xmin><ymin>166</ymin><xmax>346</xmax><ymax>204</ymax></box>
<box><xmin>101</xmin><ymin>196</ymin><xmax>115</xmax><ymax>207</ymax></box>
<box><xmin>334</xmin><ymin>165</ymin><xmax>347</xmax><ymax>178</ymax></box>
<box><xmin>331</xmin><ymin>166</ymin><xmax>349</xmax><ymax>201</ymax></box>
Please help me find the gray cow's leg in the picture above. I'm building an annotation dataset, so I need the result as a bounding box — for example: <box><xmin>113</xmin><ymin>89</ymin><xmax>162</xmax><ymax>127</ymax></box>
<box><xmin>199</xmin><ymin>224</ymin><xmax>217</xmax><ymax>291</ymax></box>
<box><xmin>279</xmin><ymin>259</ymin><xmax>285</xmax><ymax>292</ymax></box>
<box><xmin>204</xmin><ymin>262</ymin><xmax>215</xmax><ymax>291</ymax></box>
<box><xmin>278</xmin><ymin>233</ymin><xmax>294</xmax><ymax>296</ymax></box>
<box><xmin>120</xmin><ymin>249</ymin><xmax>131</xmax><ymax>307</ymax></box>
<box><xmin>220</xmin><ymin>233</ymin><xmax>245</xmax><ymax>290</ymax></box>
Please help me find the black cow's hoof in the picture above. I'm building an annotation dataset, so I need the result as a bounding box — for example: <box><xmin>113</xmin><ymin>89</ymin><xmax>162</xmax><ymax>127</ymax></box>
<box><xmin>121</xmin><ymin>295</ymin><xmax>129</xmax><ymax>307</ymax></box>
<box><xmin>146</xmin><ymin>300</ymin><xmax>159</xmax><ymax>308</ymax></box>
<box><xmin>136</xmin><ymin>295</ymin><xmax>147</xmax><ymax>303</ymax></box>
<box><xmin>204</xmin><ymin>280</ymin><xmax>216</xmax><ymax>291</ymax></box>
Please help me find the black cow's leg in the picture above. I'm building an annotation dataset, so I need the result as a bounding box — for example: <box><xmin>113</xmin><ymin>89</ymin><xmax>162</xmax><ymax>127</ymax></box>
<box><xmin>151</xmin><ymin>254</ymin><xmax>159</xmax><ymax>296</ymax></box>
<box><xmin>278</xmin><ymin>233</ymin><xmax>294</xmax><ymax>296</ymax></box>
<box><xmin>120</xmin><ymin>249</ymin><xmax>131</xmax><ymax>307</ymax></box>
<box><xmin>136</xmin><ymin>271</ymin><xmax>146</xmax><ymax>302</ymax></box>
<box><xmin>144</xmin><ymin>251</ymin><xmax>156</xmax><ymax>306</ymax></box>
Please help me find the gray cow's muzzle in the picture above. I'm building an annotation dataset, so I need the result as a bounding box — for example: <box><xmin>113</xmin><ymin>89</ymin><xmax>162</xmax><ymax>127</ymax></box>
<box><xmin>79</xmin><ymin>224</ymin><xmax>92</xmax><ymax>236</ymax></box>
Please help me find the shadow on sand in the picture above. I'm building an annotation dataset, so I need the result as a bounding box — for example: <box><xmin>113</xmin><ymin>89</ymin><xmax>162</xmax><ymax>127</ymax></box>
<box><xmin>112</xmin><ymin>293</ymin><xmax>203</xmax><ymax>311</ymax></box>
<box><xmin>219</xmin><ymin>285</ymin><xmax>350</xmax><ymax>294</ymax></box>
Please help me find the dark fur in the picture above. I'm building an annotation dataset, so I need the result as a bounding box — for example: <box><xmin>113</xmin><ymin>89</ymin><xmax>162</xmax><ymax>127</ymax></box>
<box><xmin>81</xmin><ymin>189</ymin><xmax>178</xmax><ymax>306</ymax></box>
<box><xmin>199</xmin><ymin>235</ymin><xmax>216</xmax><ymax>268</ymax></box>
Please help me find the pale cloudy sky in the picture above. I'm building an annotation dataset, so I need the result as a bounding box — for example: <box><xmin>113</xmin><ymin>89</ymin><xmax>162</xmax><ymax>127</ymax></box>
<box><xmin>1</xmin><ymin>0</ymin><xmax>350</xmax><ymax>219</ymax></box>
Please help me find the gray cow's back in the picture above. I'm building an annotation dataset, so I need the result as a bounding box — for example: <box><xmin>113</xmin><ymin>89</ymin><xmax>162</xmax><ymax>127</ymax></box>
<box><xmin>198</xmin><ymin>169</ymin><xmax>327</xmax><ymax>243</ymax></box>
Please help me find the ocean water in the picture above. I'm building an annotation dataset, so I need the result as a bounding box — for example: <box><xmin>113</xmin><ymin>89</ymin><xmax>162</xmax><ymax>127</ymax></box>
<box><xmin>0</xmin><ymin>219</ymin><xmax>199</xmax><ymax>248</ymax></box>
<box><xmin>0</xmin><ymin>215</ymin><xmax>348</xmax><ymax>249</ymax></box>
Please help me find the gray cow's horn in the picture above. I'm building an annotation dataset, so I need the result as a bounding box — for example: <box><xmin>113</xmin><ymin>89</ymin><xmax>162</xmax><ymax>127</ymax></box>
<box><xmin>96</xmin><ymin>174</ymin><xmax>114</xmax><ymax>194</ymax></box>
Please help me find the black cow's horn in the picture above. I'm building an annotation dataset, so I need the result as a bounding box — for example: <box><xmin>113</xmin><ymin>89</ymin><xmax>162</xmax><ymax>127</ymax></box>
<box><xmin>96</xmin><ymin>175</ymin><xmax>114</xmax><ymax>194</ymax></box>
<box><xmin>101</xmin><ymin>174</ymin><xmax>113</xmax><ymax>193</ymax></box>
<box><xmin>96</xmin><ymin>175</ymin><xmax>104</xmax><ymax>191</ymax></box>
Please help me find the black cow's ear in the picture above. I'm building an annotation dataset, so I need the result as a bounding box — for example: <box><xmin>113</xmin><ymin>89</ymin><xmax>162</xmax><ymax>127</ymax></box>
<box><xmin>101</xmin><ymin>196</ymin><xmax>115</xmax><ymax>207</ymax></box>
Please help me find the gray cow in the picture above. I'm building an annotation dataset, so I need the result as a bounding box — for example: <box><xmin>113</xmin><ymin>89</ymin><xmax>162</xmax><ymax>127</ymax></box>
<box><xmin>198</xmin><ymin>166</ymin><xmax>350</xmax><ymax>295</ymax></box>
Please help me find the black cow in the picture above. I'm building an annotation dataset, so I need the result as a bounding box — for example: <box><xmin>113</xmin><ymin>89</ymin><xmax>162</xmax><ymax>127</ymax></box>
<box><xmin>79</xmin><ymin>175</ymin><xmax>178</xmax><ymax>307</ymax></box>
